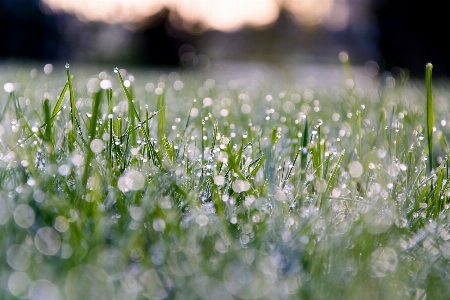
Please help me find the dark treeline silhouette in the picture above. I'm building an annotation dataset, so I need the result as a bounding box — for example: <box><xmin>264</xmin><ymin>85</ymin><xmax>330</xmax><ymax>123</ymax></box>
<box><xmin>0</xmin><ymin>0</ymin><xmax>183</xmax><ymax>67</ymax></box>
<box><xmin>0</xmin><ymin>0</ymin><xmax>61</xmax><ymax>60</ymax></box>
<box><xmin>372</xmin><ymin>0</ymin><xmax>450</xmax><ymax>77</ymax></box>
<box><xmin>2</xmin><ymin>0</ymin><xmax>449</xmax><ymax>77</ymax></box>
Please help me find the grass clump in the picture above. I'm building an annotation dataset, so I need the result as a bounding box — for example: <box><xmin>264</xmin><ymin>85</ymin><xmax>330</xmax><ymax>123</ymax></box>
<box><xmin>1</xmin><ymin>59</ymin><xmax>450</xmax><ymax>299</ymax></box>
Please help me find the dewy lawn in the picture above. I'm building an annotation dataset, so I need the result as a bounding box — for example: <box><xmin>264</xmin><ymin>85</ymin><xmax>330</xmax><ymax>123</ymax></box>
<box><xmin>1</xmin><ymin>58</ymin><xmax>450</xmax><ymax>299</ymax></box>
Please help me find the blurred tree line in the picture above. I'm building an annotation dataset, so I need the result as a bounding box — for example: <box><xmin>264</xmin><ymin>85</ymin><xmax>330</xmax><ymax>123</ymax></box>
<box><xmin>0</xmin><ymin>0</ymin><xmax>448</xmax><ymax>77</ymax></box>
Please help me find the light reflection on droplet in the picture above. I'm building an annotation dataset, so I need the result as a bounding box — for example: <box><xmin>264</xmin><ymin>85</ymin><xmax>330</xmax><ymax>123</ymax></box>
<box><xmin>214</xmin><ymin>175</ymin><xmax>225</xmax><ymax>186</ymax></box>
<box><xmin>7</xmin><ymin>244</ymin><xmax>31</xmax><ymax>271</ymax></box>
<box><xmin>8</xmin><ymin>271</ymin><xmax>31</xmax><ymax>298</ymax></box>
<box><xmin>4</xmin><ymin>82</ymin><xmax>15</xmax><ymax>93</ymax></box>
<box><xmin>54</xmin><ymin>216</ymin><xmax>70</xmax><ymax>232</ymax></box>
<box><xmin>196</xmin><ymin>214</ymin><xmax>209</xmax><ymax>226</ymax></box>
<box><xmin>153</xmin><ymin>218</ymin><xmax>166</xmax><ymax>232</ymax></box>
<box><xmin>14</xmin><ymin>204</ymin><xmax>35</xmax><ymax>228</ymax></box>
<box><xmin>232</xmin><ymin>180</ymin><xmax>251</xmax><ymax>193</ymax></box>
<box><xmin>130</xmin><ymin>206</ymin><xmax>143</xmax><ymax>220</ymax></box>
<box><xmin>348</xmin><ymin>161</ymin><xmax>363</xmax><ymax>178</ymax></box>
<box><xmin>29</xmin><ymin>280</ymin><xmax>60</xmax><ymax>300</ymax></box>
<box><xmin>190</xmin><ymin>107</ymin><xmax>199</xmax><ymax>118</ymax></box>
<box><xmin>65</xmin><ymin>264</ymin><xmax>114</xmax><ymax>300</ymax></box>
<box><xmin>174</xmin><ymin>80</ymin><xmax>184</xmax><ymax>90</ymax></box>
<box><xmin>44</xmin><ymin>64</ymin><xmax>53</xmax><ymax>74</ymax></box>
<box><xmin>118</xmin><ymin>170</ymin><xmax>146</xmax><ymax>192</ymax></box>
<box><xmin>61</xmin><ymin>243</ymin><xmax>73</xmax><ymax>259</ymax></box>
<box><xmin>35</xmin><ymin>227</ymin><xmax>61</xmax><ymax>256</ymax></box>
<box><xmin>369</xmin><ymin>247</ymin><xmax>398</xmax><ymax>277</ymax></box>
<box><xmin>90</xmin><ymin>139</ymin><xmax>103</xmax><ymax>154</ymax></box>
<box><xmin>99</xmin><ymin>79</ymin><xmax>112</xmax><ymax>90</ymax></box>
<box><xmin>241</xmin><ymin>104</ymin><xmax>251</xmax><ymax>114</ymax></box>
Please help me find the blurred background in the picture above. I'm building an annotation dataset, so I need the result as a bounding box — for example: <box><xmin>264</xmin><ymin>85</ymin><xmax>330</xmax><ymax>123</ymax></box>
<box><xmin>0</xmin><ymin>0</ymin><xmax>447</xmax><ymax>78</ymax></box>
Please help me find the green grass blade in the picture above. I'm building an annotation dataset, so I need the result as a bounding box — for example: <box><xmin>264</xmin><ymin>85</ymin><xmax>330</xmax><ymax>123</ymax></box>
<box><xmin>82</xmin><ymin>90</ymin><xmax>102</xmax><ymax>192</ymax></box>
<box><xmin>115</xmin><ymin>67</ymin><xmax>136</xmax><ymax>147</ymax></box>
<box><xmin>157</xmin><ymin>92</ymin><xmax>166</xmax><ymax>146</ymax></box>
<box><xmin>300</xmin><ymin>115</ymin><xmax>309</xmax><ymax>187</ymax></box>
<box><xmin>43</xmin><ymin>99</ymin><xmax>52</xmax><ymax>144</ymax></box>
<box><xmin>66</xmin><ymin>63</ymin><xmax>77</xmax><ymax>152</ymax></box>
<box><xmin>51</xmin><ymin>81</ymin><xmax>69</xmax><ymax>120</ymax></box>
<box><xmin>162</xmin><ymin>134</ymin><xmax>174</xmax><ymax>163</ymax></box>
<box><xmin>425</xmin><ymin>62</ymin><xmax>434</xmax><ymax>174</ymax></box>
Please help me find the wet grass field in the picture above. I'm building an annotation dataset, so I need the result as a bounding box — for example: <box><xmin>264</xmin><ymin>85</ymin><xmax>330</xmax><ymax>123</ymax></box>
<box><xmin>1</xmin><ymin>58</ymin><xmax>450</xmax><ymax>299</ymax></box>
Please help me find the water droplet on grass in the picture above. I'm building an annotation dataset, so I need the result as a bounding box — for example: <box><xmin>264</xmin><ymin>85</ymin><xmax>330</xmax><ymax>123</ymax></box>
<box><xmin>118</xmin><ymin>170</ymin><xmax>145</xmax><ymax>192</ymax></box>
<box><xmin>7</xmin><ymin>244</ymin><xmax>31</xmax><ymax>271</ymax></box>
<box><xmin>54</xmin><ymin>216</ymin><xmax>69</xmax><ymax>232</ymax></box>
<box><xmin>8</xmin><ymin>272</ymin><xmax>31</xmax><ymax>298</ymax></box>
<box><xmin>232</xmin><ymin>180</ymin><xmax>250</xmax><ymax>193</ymax></box>
<box><xmin>214</xmin><ymin>175</ymin><xmax>225</xmax><ymax>186</ymax></box>
<box><xmin>153</xmin><ymin>219</ymin><xmax>166</xmax><ymax>232</ymax></box>
<box><xmin>114</xmin><ymin>67</ymin><xmax>119</xmax><ymax>73</ymax></box>
<box><xmin>90</xmin><ymin>139</ymin><xmax>103</xmax><ymax>154</ymax></box>
<box><xmin>14</xmin><ymin>205</ymin><xmax>35</xmax><ymax>228</ymax></box>
<box><xmin>369</xmin><ymin>247</ymin><xmax>398</xmax><ymax>277</ymax></box>
<box><xmin>44</xmin><ymin>64</ymin><xmax>53</xmax><ymax>74</ymax></box>
<box><xmin>35</xmin><ymin>227</ymin><xmax>61</xmax><ymax>256</ymax></box>
<box><xmin>65</xmin><ymin>63</ymin><xmax>70</xmax><ymax>69</ymax></box>
<box><xmin>100</xmin><ymin>80</ymin><xmax>112</xmax><ymax>90</ymax></box>
<box><xmin>4</xmin><ymin>83</ymin><xmax>15</xmax><ymax>93</ymax></box>
<box><xmin>348</xmin><ymin>161</ymin><xmax>363</xmax><ymax>178</ymax></box>
<box><xmin>196</xmin><ymin>215</ymin><xmax>209</xmax><ymax>226</ymax></box>
<box><xmin>65</xmin><ymin>264</ymin><xmax>114</xmax><ymax>299</ymax></box>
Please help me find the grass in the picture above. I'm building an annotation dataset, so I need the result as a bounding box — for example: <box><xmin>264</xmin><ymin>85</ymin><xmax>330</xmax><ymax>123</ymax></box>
<box><xmin>1</xmin><ymin>58</ymin><xmax>450</xmax><ymax>299</ymax></box>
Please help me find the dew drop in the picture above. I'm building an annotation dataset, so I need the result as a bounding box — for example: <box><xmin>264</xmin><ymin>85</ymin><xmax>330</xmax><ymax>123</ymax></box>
<box><xmin>8</xmin><ymin>272</ymin><xmax>31</xmax><ymax>298</ymax></box>
<box><xmin>65</xmin><ymin>63</ymin><xmax>70</xmax><ymax>69</ymax></box>
<box><xmin>114</xmin><ymin>67</ymin><xmax>119</xmax><ymax>74</ymax></box>
<box><xmin>90</xmin><ymin>139</ymin><xmax>103</xmax><ymax>154</ymax></box>
<box><xmin>369</xmin><ymin>247</ymin><xmax>398</xmax><ymax>277</ymax></box>
<box><xmin>35</xmin><ymin>227</ymin><xmax>61</xmax><ymax>256</ymax></box>
<box><xmin>118</xmin><ymin>170</ymin><xmax>146</xmax><ymax>192</ymax></box>
<box><xmin>153</xmin><ymin>219</ymin><xmax>166</xmax><ymax>232</ymax></box>
<box><xmin>4</xmin><ymin>83</ymin><xmax>15</xmax><ymax>93</ymax></box>
<box><xmin>214</xmin><ymin>175</ymin><xmax>225</xmax><ymax>186</ymax></box>
<box><xmin>232</xmin><ymin>180</ymin><xmax>250</xmax><ymax>193</ymax></box>
<box><xmin>196</xmin><ymin>214</ymin><xmax>209</xmax><ymax>226</ymax></box>
<box><xmin>100</xmin><ymin>80</ymin><xmax>112</xmax><ymax>90</ymax></box>
<box><xmin>348</xmin><ymin>161</ymin><xmax>363</xmax><ymax>178</ymax></box>
<box><xmin>44</xmin><ymin>64</ymin><xmax>53</xmax><ymax>74</ymax></box>
<box><xmin>14</xmin><ymin>205</ymin><xmax>35</xmax><ymax>228</ymax></box>
<box><xmin>65</xmin><ymin>264</ymin><xmax>114</xmax><ymax>299</ymax></box>
<box><xmin>7</xmin><ymin>244</ymin><xmax>31</xmax><ymax>271</ymax></box>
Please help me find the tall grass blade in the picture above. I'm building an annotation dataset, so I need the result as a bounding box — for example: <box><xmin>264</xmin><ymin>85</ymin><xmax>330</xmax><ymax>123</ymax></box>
<box><xmin>66</xmin><ymin>63</ymin><xmax>77</xmax><ymax>152</ymax></box>
<box><xmin>426</xmin><ymin>62</ymin><xmax>434</xmax><ymax>174</ymax></box>
<box><xmin>162</xmin><ymin>134</ymin><xmax>174</xmax><ymax>163</ymax></box>
<box><xmin>51</xmin><ymin>81</ymin><xmax>69</xmax><ymax>120</ymax></box>
<box><xmin>300</xmin><ymin>115</ymin><xmax>309</xmax><ymax>188</ymax></box>
<box><xmin>115</xmin><ymin>67</ymin><xmax>136</xmax><ymax>147</ymax></box>
<box><xmin>82</xmin><ymin>90</ymin><xmax>102</xmax><ymax>192</ymax></box>
<box><xmin>157</xmin><ymin>92</ymin><xmax>166</xmax><ymax>147</ymax></box>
